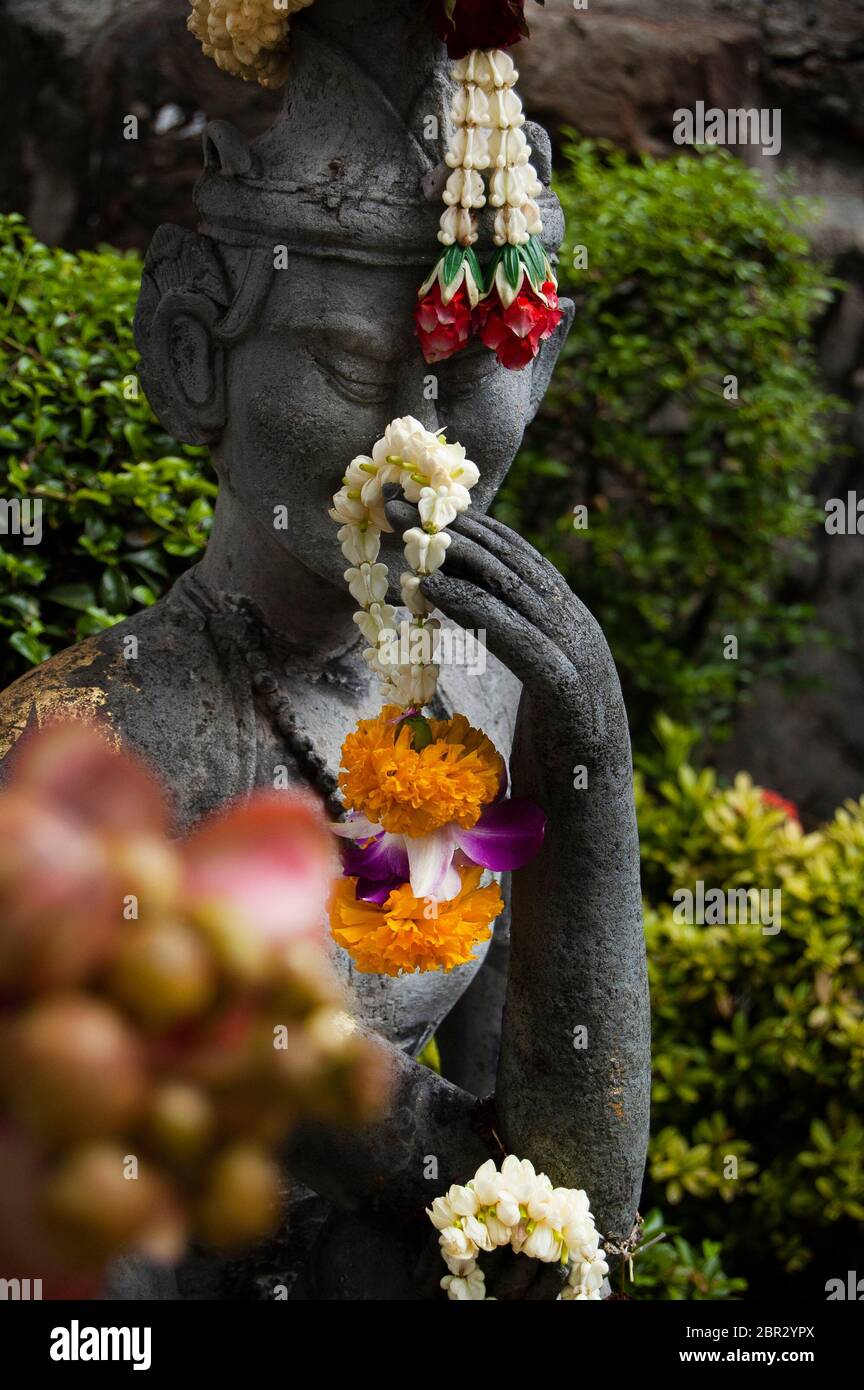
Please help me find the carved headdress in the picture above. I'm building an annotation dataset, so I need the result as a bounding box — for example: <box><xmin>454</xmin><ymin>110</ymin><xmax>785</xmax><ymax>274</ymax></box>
<box><xmin>193</xmin><ymin>0</ymin><xmax>563</xmax><ymax>269</ymax></box>
<box><xmin>138</xmin><ymin>0</ymin><xmax>565</xmax><ymax>392</ymax></box>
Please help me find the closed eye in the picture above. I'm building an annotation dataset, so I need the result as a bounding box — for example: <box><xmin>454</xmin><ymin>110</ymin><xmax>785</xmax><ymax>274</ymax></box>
<box><xmin>311</xmin><ymin>349</ymin><xmax>394</xmax><ymax>405</ymax></box>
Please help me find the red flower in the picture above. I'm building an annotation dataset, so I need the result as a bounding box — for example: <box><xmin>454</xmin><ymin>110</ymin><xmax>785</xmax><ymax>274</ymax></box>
<box><xmin>414</xmin><ymin>280</ymin><xmax>473</xmax><ymax>363</ymax></box>
<box><xmin>430</xmin><ymin>0</ymin><xmax>528</xmax><ymax>60</ymax></box>
<box><xmin>761</xmin><ymin>789</ymin><xmax>800</xmax><ymax>824</ymax></box>
<box><xmin>474</xmin><ymin>278</ymin><xmax>563</xmax><ymax>371</ymax></box>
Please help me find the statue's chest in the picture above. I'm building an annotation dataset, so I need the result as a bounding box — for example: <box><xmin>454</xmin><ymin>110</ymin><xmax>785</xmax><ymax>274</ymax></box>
<box><xmin>246</xmin><ymin>632</ymin><xmax>521</xmax><ymax>1054</ymax></box>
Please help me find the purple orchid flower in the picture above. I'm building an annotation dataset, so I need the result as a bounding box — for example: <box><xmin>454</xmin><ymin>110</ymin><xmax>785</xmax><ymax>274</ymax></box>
<box><xmin>332</xmin><ymin>795</ymin><xmax>546</xmax><ymax>905</ymax></box>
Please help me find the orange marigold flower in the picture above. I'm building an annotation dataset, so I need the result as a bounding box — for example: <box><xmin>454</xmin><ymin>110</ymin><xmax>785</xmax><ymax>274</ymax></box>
<box><xmin>338</xmin><ymin>706</ymin><xmax>503</xmax><ymax>836</ymax></box>
<box><xmin>329</xmin><ymin>866</ymin><xmax>503</xmax><ymax>976</ymax></box>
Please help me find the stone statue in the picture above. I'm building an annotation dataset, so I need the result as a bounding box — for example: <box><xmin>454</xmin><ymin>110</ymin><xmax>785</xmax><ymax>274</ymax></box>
<box><xmin>0</xmin><ymin>0</ymin><xmax>649</xmax><ymax>1299</ymax></box>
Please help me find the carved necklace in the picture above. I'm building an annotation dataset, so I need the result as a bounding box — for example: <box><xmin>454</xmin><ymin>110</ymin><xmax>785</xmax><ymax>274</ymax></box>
<box><xmin>176</xmin><ymin>570</ymin><xmax>349</xmax><ymax>819</ymax></box>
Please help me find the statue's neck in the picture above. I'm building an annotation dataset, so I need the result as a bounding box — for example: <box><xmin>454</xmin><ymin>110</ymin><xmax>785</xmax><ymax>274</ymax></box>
<box><xmin>196</xmin><ymin>485</ymin><xmax>357</xmax><ymax>652</ymax></box>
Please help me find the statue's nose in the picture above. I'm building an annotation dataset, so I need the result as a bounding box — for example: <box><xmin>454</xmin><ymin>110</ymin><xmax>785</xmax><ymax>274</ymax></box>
<box><xmin>394</xmin><ymin>358</ymin><xmax>441</xmax><ymax>436</ymax></box>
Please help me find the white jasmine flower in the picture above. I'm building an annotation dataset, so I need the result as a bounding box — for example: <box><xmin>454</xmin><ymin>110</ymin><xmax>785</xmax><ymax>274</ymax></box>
<box><xmin>438</xmin><ymin>205</ymin><xmax>478</xmax><ymax>247</ymax></box>
<box><xmin>352</xmin><ymin>602</ymin><xmax>396</xmax><ymax>647</ymax></box>
<box><xmin>329</xmin><ymin>486</ymin><xmax>368</xmax><ymax>525</ymax></box>
<box><xmin>484</xmin><ymin>1213</ymin><xmax>513</xmax><ymax>1248</ymax></box>
<box><xmin>400</xmin><ymin>572</ymin><xmax>434</xmax><ymax>618</ymax></box>
<box><xmin>518</xmin><ymin>1222</ymin><xmax>564</xmax><ymax>1264</ymax></box>
<box><xmin>445</xmin><ymin>453</ymin><xmax>480</xmax><ymax>493</ymax></box>
<box><xmin>345</xmin><ymin>562</ymin><xmax>389</xmax><ymax>608</ymax></box>
<box><xmin>488</xmin><ymin>126</ymin><xmax>530</xmax><ymax>170</ymax></box>
<box><xmin>439</xmin><ymin>1226</ymin><xmax>477</xmax><ymax>1262</ymax></box>
<box><xmin>443</xmin><ymin>167</ymin><xmax>486</xmax><ymax>210</ymax></box>
<box><xmin>463</xmin><ymin>1215</ymin><xmax>494</xmax><ymax>1253</ymax></box>
<box><xmin>403</xmin><ymin>527</ymin><xmax>451</xmax><ymax>576</ymax></box>
<box><xmin>426</xmin><ymin>1195</ymin><xmax>457</xmax><ymax>1232</ymax></box>
<box><xmin>337</xmin><ymin>523</ymin><xmax>381</xmax><ymax>566</ymax></box>
<box><xmin>381</xmin><ymin>663</ymin><xmax>439</xmax><ymax>709</ymax></box>
<box><xmin>493</xmin><ymin>205</ymin><xmax>530</xmax><ymax>248</ymax></box>
<box><xmin>342</xmin><ymin>455</ymin><xmax>376</xmax><ymax>490</ymax></box>
<box><xmin>495</xmin><ymin>1194</ymin><xmax>521</xmax><ymax>1229</ymax></box>
<box><xmin>452</xmin><ymin>83</ymin><xmax>490</xmax><ymax>129</ymax></box>
<box><xmin>522</xmin><ymin>198</ymin><xmax>543</xmax><ymax>236</ymax></box>
<box><xmin>446</xmin><ymin>1185</ymin><xmax>480</xmax><ymax>1219</ymax></box>
<box><xmin>568</xmin><ymin>1257</ymin><xmax>609</xmax><ymax>1294</ymax></box>
<box><xmin>471</xmin><ymin>1159</ymin><xmax>503</xmax><ymax>1207</ymax></box>
<box><xmin>418</xmin><ymin>485</ymin><xmax>463</xmax><ymax>531</ymax></box>
<box><xmin>442</xmin><ymin>1265</ymin><xmax>486</xmax><ymax>1301</ymax></box>
<box><xmin>445</xmin><ymin>126</ymin><xmax>490</xmax><ymax>173</ymax></box>
<box><xmin>527</xmin><ymin>1188</ymin><xmax>560</xmax><ymax>1226</ymax></box>
<box><xmin>500</xmin><ymin>1154</ymin><xmax>540</xmax><ymax>1205</ymax></box>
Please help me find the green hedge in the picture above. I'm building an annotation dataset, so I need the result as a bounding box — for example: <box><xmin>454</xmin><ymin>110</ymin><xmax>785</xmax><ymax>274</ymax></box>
<box><xmin>498</xmin><ymin>139</ymin><xmax>841</xmax><ymax>740</ymax></box>
<box><xmin>0</xmin><ymin>213</ymin><xmax>212</xmax><ymax>686</ymax></box>
<box><xmin>638</xmin><ymin>718</ymin><xmax>863</xmax><ymax>1291</ymax></box>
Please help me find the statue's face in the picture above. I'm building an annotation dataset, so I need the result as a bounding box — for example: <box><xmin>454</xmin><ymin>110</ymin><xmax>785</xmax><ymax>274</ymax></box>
<box><xmin>215</xmin><ymin>256</ymin><xmax>539</xmax><ymax>591</ymax></box>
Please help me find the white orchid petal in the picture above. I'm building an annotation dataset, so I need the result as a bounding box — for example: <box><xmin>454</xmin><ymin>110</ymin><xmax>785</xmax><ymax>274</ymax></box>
<box><xmin>406</xmin><ymin>827</ymin><xmax>457</xmax><ymax>899</ymax></box>
<box><xmin>330</xmin><ymin>816</ymin><xmax>383</xmax><ymax>841</ymax></box>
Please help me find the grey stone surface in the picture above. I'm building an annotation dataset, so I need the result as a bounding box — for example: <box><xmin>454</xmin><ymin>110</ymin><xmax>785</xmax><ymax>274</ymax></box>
<box><xmin>0</xmin><ymin>0</ymin><xmax>649</xmax><ymax>1296</ymax></box>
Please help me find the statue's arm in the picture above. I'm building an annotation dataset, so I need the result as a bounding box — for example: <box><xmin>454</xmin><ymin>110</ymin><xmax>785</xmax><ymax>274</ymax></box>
<box><xmin>435</xmin><ymin>887</ymin><xmax>510</xmax><ymax>1098</ymax></box>
<box><xmin>418</xmin><ymin>509</ymin><xmax>651</xmax><ymax>1244</ymax></box>
<box><xmin>293</xmin><ymin>505</ymin><xmax>649</xmax><ymax>1248</ymax></box>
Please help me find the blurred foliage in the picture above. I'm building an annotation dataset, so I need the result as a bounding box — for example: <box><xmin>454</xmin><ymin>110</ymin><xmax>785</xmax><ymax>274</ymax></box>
<box><xmin>624</xmin><ymin>1209</ymin><xmax>747</xmax><ymax>1301</ymax></box>
<box><xmin>639</xmin><ymin>717</ymin><xmax>864</xmax><ymax>1286</ymax></box>
<box><xmin>0</xmin><ymin>213</ymin><xmax>213</xmax><ymax>685</ymax></box>
<box><xmin>499</xmin><ymin>138</ymin><xmax>842</xmax><ymax>740</ymax></box>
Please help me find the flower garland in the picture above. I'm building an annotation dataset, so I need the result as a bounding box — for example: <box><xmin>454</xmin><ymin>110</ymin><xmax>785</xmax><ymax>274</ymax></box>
<box><xmin>414</xmin><ymin>46</ymin><xmax>563</xmax><ymax>371</ymax></box>
<box><xmin>328</xmin><ymin>417</ymin><xmax>545</xmax><ymax>976</ymax></box>
<box><xmin>187</xmin><ymin>2</ymin><xmax>558</xmax><ymax>370</ymax></box>
<box><xmin>187</xmin><ymin>0</ymin><xmax>315</xmax><ymax>88</ymax></box>
<box><xmin>428</xmin><ymin>1156</ymin><xmax>609</xmax><ymax>1301</ymax></box>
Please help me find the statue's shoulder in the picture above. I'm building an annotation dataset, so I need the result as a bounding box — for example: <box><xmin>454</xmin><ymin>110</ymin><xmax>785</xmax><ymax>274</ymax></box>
<box><xmin>0</xmin><ymin>630</ymin><xmax>130</xmax><ymax>766</ymax></box>
<box><xmin>0</xmin><ymin>578</ymin><xmax>256</xmax><ymax>828</ymax></box>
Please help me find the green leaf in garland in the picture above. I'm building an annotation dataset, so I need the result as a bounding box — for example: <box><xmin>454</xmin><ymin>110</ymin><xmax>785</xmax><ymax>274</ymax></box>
<box><xmin>483</xmin><ymin>248</ymin><xmax>503</xmax><ymax>293</ymax></box>
<box><xmin>502</xmin><ymin>244</ymin><xmax>522</xmax><ymax>290</ymax></box>
<box><xmin>399</xmin><ymin>714</ymin><xmax>434</xmax><ymax>751</ymax></box>
<box><xmin>442</xmin><ymin>243</ymin><xmax>466</xmax><ymax>286</ymax></box>
<box><xmin>521</xmin><ymin>235</ymin><xmax>547</xmax><ymax>289</ymax></box>
<box><xmin>464</xmin><ymin>246</ymin><xmax>483</xmax><ymax>290</ymax></box>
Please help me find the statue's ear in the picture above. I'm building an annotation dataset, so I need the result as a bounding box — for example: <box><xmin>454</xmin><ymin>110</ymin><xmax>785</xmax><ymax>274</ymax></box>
<box><xmin>527</xmin><ymin>296</ymin><xmax>575</xmax><ymax>426</ymax></box>
<box><xmin>144</xmin><ymin>290</ymin><xmax>226</xmax><ymax>444</ymax></box>
<box><xmin>134</xmin><ymin>226</ymin><xmax>229</xmax><ymax>445</ymax></box>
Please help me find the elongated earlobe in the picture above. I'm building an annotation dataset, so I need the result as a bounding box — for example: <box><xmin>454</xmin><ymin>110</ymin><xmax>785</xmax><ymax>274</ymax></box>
<box><xmin>134</xmin><ymin>225</ymin><xmax>230</xmax><ymax>445</ymax></box>
<box><xmin>147</xmin><ymin>291</ymin><xmax>226</xmax><ymax>444</ymax></box>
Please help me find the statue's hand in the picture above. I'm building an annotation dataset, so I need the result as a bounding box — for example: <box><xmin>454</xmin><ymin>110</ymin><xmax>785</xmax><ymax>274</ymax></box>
<box><xmin>385</xmin><ymin>501</ymin><xmax>621</xmax><ymax>754</ymax></box>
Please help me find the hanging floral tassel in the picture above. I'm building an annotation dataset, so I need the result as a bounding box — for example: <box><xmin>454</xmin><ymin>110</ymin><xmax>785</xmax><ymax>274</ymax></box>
<box><xmin>415</xmin><ymin>43</ymin><xmax>562</xmax><ymax>371</ymax></box>
<box><xmin>187</xmin><ymin>0</ymin><xmax>315</xmax><ymax>88</ymax></box>
<box><xmin>414</xmin><ymin>66</ymin><xmax>488</xmax><ymax>364</ymax></box>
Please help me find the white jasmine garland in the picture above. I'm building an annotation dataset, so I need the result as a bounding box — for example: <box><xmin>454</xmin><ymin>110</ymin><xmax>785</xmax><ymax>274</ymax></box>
<box><xmin>329</xmin><ymin>416</ymin><xmax>479</xmax><ymax>709</ymax></box>
<box><xmin>426</xmin><ymin>1157</ymin><xmax>609</xmax><ymax>1303</ymax></box>
<box><xmin>448</xmin><ymin>50</ymin><xmax>544</xmax><ymax>251</ymax></box>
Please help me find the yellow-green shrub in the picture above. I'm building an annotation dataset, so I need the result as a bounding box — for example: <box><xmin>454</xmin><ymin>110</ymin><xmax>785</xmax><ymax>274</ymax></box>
<box><xmin>640</xmin><ymin>718</ymin><xmax>864</xmax><ymax>1286</ymax></box>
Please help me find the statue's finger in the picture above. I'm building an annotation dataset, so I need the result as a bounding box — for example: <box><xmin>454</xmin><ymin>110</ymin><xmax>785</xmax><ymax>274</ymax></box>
<box><xmin>451</xmin><ymin>510</ymin><xmax>575</xmax><ymax>608</ymax></box>
<box><xmin>420</xmin><ymin>573</ymin><xmax>590</xmax><ymax>727</ymax></box>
